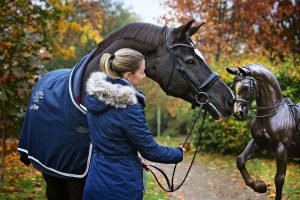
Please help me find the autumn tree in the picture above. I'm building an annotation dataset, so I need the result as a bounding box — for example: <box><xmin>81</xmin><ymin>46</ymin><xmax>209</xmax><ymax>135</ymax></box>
<box><xmin>161</xmin><ymin>0</ymin><xmax>242</xmax><ymax>61</ymax></box>
<box><xmin>161</xmin><ymin>0</ymin><xmax>300</xmax><ymax>64</ymax></box>
<box><xmin>0</xmin><ymin>0</ymin><xmax>61</xmax><ymax>134</ymax></box>
<box><xmin>240</xmin><ymin>0</ymin><xmax>300</xmax><ymax>64</ymax></box>
<box><xmin>0</xmin><ymin>0</ymin><xmax>63</xmax><ymax>183</ymax></box>
<box><xmin>47</xmin><ymin>0</ymin><xmax>140</xmax><ymax>70</ymax></box>
<box><xmin>45</xmin><ymin>0</ymin><xmax>104</xmax><ymax>70</ymax></box>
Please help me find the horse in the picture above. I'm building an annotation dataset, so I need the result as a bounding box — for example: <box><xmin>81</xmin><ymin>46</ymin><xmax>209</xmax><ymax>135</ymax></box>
<box><xmin>17</xmin><ymin>20</ymin><xmax>234</xmax><ymax>197</ymax></box>
<box><xmin>227</xmin><ymin>64</ymin><xmax>300</xmax><ymax>200</ymax></box>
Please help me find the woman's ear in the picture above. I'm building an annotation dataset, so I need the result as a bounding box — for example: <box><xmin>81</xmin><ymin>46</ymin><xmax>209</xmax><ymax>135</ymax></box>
<box><xmin>123</xmin><ymin>72</ymin><xmax>132</xmax><ymax>81</ymax></box>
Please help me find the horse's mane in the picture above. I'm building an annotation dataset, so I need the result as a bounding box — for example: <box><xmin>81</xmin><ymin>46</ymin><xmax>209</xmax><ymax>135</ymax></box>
<box><xmin>244</xmin><ymin>63</ymin><xmax>281</xmax><ymax>90</ymax></box>
<box><xmin>93</xmin><ymin>22</ymin><xmax>166</xmax><ymax>56</ymax></box>
<box><xmin>244</xmin><ymin>63</ymin><xmax>277</xmax><ymax>81</ymax></box>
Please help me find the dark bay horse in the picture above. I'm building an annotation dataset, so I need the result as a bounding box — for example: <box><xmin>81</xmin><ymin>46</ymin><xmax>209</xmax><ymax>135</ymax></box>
<box><xmin>18</xmin><ymin>20</ymin><xmax>234</xmax><ymax>194</ymax></box>
<box><xmin>227</xmin><ymin>64</ymin><xmax>300</xmax><ymax>200</ymax></box>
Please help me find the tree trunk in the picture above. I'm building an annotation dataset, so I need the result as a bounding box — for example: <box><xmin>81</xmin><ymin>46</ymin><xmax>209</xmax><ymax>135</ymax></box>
<box><xmin>0</xmin><ymin>128</ymin><xmax>6</xmax><ymax>186</ymax></box>
<box><xmin>157</xmin><ymin>105</ymin><xmax>161</xmax><ymax>137</ymax></box>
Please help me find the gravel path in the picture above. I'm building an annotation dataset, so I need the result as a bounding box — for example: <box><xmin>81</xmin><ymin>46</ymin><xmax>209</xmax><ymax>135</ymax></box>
<box><xmin>149</xmin><ymin>158</ymin><xmax>272</xmax><ymax>200</ymax></box>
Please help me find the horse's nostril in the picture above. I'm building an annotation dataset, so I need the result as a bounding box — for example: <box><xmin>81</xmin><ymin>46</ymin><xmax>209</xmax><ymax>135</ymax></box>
<box><xmin>236</xmin><ymin>111</ymin><xmax>244</xmax><ymax>120</ymax></box>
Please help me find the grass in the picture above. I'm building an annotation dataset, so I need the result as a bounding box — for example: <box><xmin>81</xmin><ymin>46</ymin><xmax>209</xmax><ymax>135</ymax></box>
<box><xmin>0</xmin><ymin>152</ymin><xmax>46</xmax><ymax>199</ymax></box>
<box><xmin>144</xmin><ymin>173</ymin><xmax>169</xmax><ymax>200</ymax></box>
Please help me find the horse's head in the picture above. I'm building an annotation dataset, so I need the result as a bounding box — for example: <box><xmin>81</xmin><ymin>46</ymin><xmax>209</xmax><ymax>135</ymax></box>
<box><xmin>146</xmin><ymin>20</ymin><xmax>234</xmax><ymax>119</ymax></box>
<box><xmin>226</xmin><ymin>67</ymin><xmax>257</xmax><ymax>120</ymax></box>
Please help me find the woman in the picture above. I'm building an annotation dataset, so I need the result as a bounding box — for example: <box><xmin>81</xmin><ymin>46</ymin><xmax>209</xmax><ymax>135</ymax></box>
<box><xmin>83</xmin><ymin>48</ymin><xmax>184</xmax><ymax>200</ymax></box>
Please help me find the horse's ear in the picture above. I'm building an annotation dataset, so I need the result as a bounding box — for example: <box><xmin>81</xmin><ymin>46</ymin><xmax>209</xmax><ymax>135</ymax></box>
<box><xmin>238</xmin><ymin>67</ymin><xmax>249</xmax><ymax>76</ymax></box>
<box><xmin>226</xmin><ymin>67</ymin><xmax>239</xmax><ymax>75</ymax></box>
<box><xmin>173</xmin><ymin>19</ymin><xmax>195</xmax><ymax>39</ymax></box>
<box><xmin>188</xmin><ymin>22</ymin><xmax>205</xmax><ymax>36</ymax></box>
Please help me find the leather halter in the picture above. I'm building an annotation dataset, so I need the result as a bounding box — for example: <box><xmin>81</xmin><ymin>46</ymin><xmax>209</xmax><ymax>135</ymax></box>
<box><xmin>164</xmin><ymin>28</ymin><xmax>220</xmax><ymax>100</ymax></box>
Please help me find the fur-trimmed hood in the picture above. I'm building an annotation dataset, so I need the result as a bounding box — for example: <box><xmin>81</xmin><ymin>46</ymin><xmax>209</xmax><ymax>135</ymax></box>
<box><xmin>85</xmin><ymin>72</ymin><xmax>145</xmax><ymax>112</ymax></box>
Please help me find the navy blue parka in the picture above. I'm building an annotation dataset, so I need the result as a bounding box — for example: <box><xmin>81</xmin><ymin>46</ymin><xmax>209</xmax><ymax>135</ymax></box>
<box><xmin>83</xmin><ymin>72</ymin><xmax>183</xmax><ymax>200</ymax></box>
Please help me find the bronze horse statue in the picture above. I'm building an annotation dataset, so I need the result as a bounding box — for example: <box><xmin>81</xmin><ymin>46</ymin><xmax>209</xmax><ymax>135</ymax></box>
<box><xmin>18</xmin><ymin>20</ymin><xmax>233</xmax><ymax>181</ymax></box>
<box><xmin>227</xmin><ymin>64</ymin><xmax>300</xmax><ymax>200</ymax></box>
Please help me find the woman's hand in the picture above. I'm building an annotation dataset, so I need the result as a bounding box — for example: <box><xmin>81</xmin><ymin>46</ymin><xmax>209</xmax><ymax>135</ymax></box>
<box><xmin>141</xmin><ymin>159</ymin><xmax>149</xmax><ymax>171</ymax></box>
<box><xmin>179</xmin><ymin>145</ymin><xmax>186</xmax><ymax>154</ymax></box>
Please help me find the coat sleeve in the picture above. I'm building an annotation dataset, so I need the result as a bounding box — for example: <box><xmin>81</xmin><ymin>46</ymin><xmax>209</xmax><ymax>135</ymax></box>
<box><xmin>122</xmin><ymin>104</ymin><xmax>183</xmax><ymax>164</ymax></box>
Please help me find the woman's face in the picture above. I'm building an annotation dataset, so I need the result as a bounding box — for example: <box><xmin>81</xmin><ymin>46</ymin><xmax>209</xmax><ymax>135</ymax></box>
<box><xmin>124</xmin><ymin>59</ymin><xmax>146</xmax><ymax>87</ymax></box>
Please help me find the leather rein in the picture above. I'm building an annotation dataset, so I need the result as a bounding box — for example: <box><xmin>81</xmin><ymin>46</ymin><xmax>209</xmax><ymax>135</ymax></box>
<box><xmin>146</xmin><ymin>28</ymin><xmax>221</xmax><ymax>192</ymax></box>
<box><xmin>147</xmin><ymin>103</ymin><xmax>207</xmax><ymax>192</ymax></box>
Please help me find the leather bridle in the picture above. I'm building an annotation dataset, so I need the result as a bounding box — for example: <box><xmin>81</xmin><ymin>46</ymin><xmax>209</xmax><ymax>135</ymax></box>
<box><xmin>164</xmin><ymin>28</ymin><xmax>220</xmax><ymax>103</ymax></box>
<box><xmin>233</xmin><ymin>76</ymin><xmax>257</xmax><ymax>112</ymax></box>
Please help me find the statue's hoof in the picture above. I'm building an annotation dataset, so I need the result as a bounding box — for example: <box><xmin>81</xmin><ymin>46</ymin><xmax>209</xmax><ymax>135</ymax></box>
<box><xmin>250</xmin><ymin>180</ymin><xmax>267</xmax><ymax>193</ymax></box>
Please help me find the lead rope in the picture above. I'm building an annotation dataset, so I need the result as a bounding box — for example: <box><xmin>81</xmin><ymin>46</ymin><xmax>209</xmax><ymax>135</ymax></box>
<box><xmin>147</xmin><ymin>103</ymin><xmax>207</xmax><ymax>192</ymax></box>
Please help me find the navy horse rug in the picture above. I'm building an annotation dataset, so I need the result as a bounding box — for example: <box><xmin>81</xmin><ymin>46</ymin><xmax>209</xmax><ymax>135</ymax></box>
<box><xmin>18</xmin><ymin>51</ymin><xmax>96</xmax><ymax>178</ymax></box>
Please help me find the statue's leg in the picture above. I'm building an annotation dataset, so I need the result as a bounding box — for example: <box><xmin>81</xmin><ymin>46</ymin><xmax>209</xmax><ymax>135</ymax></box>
<box><xmin>237</xmin><ymin>139</ymin><xmax>267</xmax><ymax>193</ymax></box>
<box><xmin>275</xmin><ymin>143</ymin><xmax>287</xmax><ymax>200</ymax></box>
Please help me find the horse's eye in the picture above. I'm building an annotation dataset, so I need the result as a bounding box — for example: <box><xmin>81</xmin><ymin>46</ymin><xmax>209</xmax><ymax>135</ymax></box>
<box><xmin>185</xmin><ymin>59</ymin><xmax>195</xmax><ymax>65</ymax></box>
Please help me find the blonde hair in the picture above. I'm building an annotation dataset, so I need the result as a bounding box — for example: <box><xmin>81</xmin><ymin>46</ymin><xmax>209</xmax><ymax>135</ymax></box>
<box><xmin>100</xmin><ymin>48</ymin><xmax>144</xmax><ymax>79</ymax></box>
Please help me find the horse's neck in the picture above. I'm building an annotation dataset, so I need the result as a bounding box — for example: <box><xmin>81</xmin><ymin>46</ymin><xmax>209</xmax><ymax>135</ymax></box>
<box><xmin>256</xmin><ymin>81</ymin><xmax>283</xmax><ymax>113</ymax></box>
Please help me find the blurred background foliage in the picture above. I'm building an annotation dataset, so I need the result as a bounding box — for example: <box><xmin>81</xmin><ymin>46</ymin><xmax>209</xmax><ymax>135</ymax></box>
<box><xmin>1</xmin><ymin>0</ymin><xmax>300</xmax><ymax>155</ymax></box>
